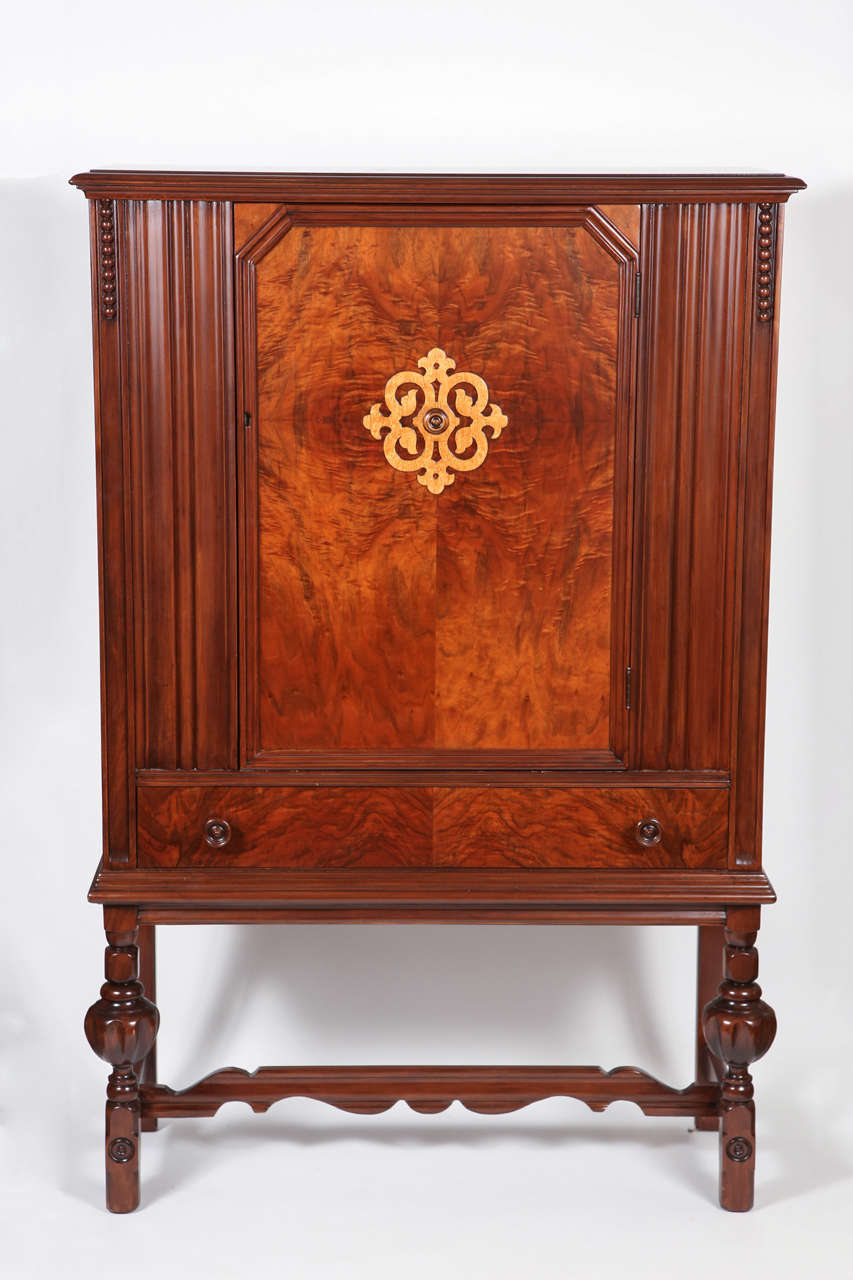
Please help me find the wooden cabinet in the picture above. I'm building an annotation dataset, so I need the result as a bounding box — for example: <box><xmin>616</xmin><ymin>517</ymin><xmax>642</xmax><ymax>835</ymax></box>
<box><xmin>74</xmin><ymin>170</ymin><xmax>804</xmax><ymax>1212</ymax></box>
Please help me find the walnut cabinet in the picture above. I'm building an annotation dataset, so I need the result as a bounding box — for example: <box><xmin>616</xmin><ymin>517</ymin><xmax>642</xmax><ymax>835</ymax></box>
<box><xmin>72</xmin><ymin>170</ymin><xmax>804</xmax><ymax>1212</ymax></box>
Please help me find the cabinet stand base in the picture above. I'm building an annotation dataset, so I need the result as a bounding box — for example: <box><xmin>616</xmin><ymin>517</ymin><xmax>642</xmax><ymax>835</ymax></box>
<box><xmin>85</xmin><ymin>899</ymin><xmax>775</xmax><ymax>1213</ymax></box>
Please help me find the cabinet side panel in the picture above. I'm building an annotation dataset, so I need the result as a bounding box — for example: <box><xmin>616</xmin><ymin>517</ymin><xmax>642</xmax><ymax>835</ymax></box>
<box><xmin>91</xmin><ymin>199</ymin><xmax>134</xmax><ymax>864</ymax></box>
<box><xmin>125</xmin><ymin>200</ymin><xmax>237</xmax><ymax>770</ymax></box>
<box><xmin>730</xmin><ymin>204</ymin><xmax>785</xmax><ymax>867</ymax></box>
<box><xmin>635</xmin><ymin>203</ymin><xmax>749</xmax><ymax>770</ymax></box>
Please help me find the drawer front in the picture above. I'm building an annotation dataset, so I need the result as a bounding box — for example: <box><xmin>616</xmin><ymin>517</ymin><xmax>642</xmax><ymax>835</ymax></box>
<box><xmin>136</xmin><ymin>786</ymin><xmax>728</xmax><ymax>870</ymax></box>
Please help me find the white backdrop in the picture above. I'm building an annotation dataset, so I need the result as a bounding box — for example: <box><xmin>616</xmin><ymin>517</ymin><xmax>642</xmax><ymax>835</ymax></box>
<box><xmin>1</xmin><ymin>2</ymin><xmax>851</xmax><ymax>1276</ymax></box>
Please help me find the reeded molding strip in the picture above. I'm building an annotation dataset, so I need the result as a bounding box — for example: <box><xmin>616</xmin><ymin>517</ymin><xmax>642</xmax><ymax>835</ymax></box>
<box><xmin>142</xmin><ymin>1065</ymin><xmax>720</xmax><ymax>1119</ymax></box>
<box><xmin>364</xmin><ymin>348</ymin><xmax>507</xmax><ymax>494</ymax></box>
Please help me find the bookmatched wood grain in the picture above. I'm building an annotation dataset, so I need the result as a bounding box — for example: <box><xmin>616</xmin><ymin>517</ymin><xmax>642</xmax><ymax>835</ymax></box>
<box><xmin>136</xmin><ymin>784</ymin><xmax>728</xmax><ymax>870</ymax></box>
<box><xmin>240</xmin><ymin>212</ymin><xmax>636</xmax><ymax>766</ymax></box>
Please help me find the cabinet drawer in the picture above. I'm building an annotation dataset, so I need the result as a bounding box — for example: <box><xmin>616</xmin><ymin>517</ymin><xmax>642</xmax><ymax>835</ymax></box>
<box><xmin>136</xmin><ymin>785</ymin><xmax>728</xmax><ymax>870</ymax></box>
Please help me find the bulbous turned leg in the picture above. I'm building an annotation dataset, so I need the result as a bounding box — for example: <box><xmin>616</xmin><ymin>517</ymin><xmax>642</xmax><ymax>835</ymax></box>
<box><xmin>702</xmin><ymin>909</ymin><xmax>776</xmax><ymax>1212</ymax></box>
<box><xmin>84</xmin><ymin>908</ymin><xmax>159</xmax><ymax>1213</ymax></box>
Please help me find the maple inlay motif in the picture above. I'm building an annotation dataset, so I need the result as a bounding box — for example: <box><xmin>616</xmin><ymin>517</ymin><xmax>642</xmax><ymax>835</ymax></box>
<box><xmin>363</xmin><ymin>348</ymin><xmax>508</xmax><ymax>494</ymax></box>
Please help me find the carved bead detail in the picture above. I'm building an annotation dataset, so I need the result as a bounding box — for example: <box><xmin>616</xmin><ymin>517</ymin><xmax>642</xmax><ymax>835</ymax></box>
<box><xmin>755</xmin><ymin>203</ymin><xmax>777</xmax><ymax>323</ymax></box>
<box><xmin>97</xmin><ymin>199</ymin><xmax>117</xmax><ymax>319</ymax></box>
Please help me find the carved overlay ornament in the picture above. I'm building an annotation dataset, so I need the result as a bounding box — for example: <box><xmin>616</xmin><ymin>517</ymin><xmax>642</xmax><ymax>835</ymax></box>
<box><xmin>363</xmin><ymin>348</ymin><xmax>508</xmax><ymax>494</ymax></box>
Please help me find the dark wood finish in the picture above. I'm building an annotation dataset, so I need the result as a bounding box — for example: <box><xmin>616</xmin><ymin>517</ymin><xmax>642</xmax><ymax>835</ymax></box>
<box><xmin>633</xmin><ymin>202</ymin><xmax>749</xmax><ymax>773</ymax></box>
<box><xmin>89</xmin><ymin>199</ymin><xmax>133</xmax><ymax>866</ymax></box>
<box><xmin>135</xmin><ymin>784</ymin><xmax>728</xmax><ymax>870</ymax></box>
<box><xmin>142</xmin><ymin>1065</ymin><xmax>719</xmax><ymax>1120</ymax></box>
<box><xmin>83</xmin><ymin>909</ymin><xmax>159</xmax><ymax>1212</ymax></box>
<box><xmin>123</xmin><ymin>199</ymin><xmax>237</xmax><ymax>776</ymax></box>
<box><xmin>136</xmin><ymin>924</ymin><xmax>158</xmax><ymax>1132</ymax></box>
<box><xmin>75</xmin><ymin>171</ymin><xmax>802</xmax><ymax>1212</ymax></box>
<box><xmin>89</xmin><ymin>864</ymin><xmax>776</xmax><ymax>909</ymax></box>
<box><xmin>134</xmin><ymin>767</ymin><xmax>730</xmax><ymax>788</ymax></box>
<box><xmin>695</xmin><ymin>924</ymin><xmax>724</xmax><ymax>1130</ymax></box>
<box><xmin>139</xmin><ymin>907</ymin><xmax>727</xmax><ymax>925</ymax></box>
<box><xmin>730</xmin><ymin>205</ymin><xmax>785</xmax><ymax>869</ymax></box>
<box><xmin>702</xmin><ymin>907</ymin><xmax>776</xmax><ymax>1211</ymax></box>
<box><xmin>70</xmin><ymin>171</ymin><xmax>806</xmax><ymax>202</ymax></box>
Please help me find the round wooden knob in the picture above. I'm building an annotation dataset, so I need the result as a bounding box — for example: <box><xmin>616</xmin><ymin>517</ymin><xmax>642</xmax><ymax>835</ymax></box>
<box><xmin>204</xmin><ymin>817</ymin><xmax>231</xmax><ymax>848</ymax></box>
<box><xmin>635</xmin><ymin>818</ymin><xmax>662</xmax><ymax>848</ymax></box>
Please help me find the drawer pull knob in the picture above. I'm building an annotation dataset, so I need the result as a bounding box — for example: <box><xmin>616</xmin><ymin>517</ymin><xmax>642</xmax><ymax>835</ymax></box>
<box><xmin>635</xmin><ymin>818</ymin><xmax>663</xmax><ymax>848</ymax></box>
<box><xmin>204</xmin><ymin>817</ymin><xmax>231</xmax><ymax>848</ymax></box>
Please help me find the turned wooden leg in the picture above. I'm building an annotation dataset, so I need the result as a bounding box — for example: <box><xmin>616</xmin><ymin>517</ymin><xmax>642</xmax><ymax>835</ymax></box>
<box><xmin>136</xmin><ymin>923</ymin><xmax>158</xmax><ymax>1132</ymax></box>
<box><xmin>702</xmin><ymin>907</ymin><xmax>776</xmax><ymax>1212</ymax></box>
<box><xmin>84</xmin><ymin>907</ymin><xmax>160</xmax><ymax>1212</ymax></box>
<box><xmin>694</xmin><ymin>924</ymin><xmax>724</xmax><ymax>1130</ymax></box>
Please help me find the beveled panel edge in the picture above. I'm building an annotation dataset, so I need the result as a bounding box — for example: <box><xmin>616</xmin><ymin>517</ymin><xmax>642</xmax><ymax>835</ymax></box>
<box><xmin>70</xmin><ymin>172</ymin><xmax>807</xmax><ymax>203</ymax></box>
<box><xmin>88</xmin><ymin>861</ymin><xmax>776</xmax><ymax>907</ymax></box>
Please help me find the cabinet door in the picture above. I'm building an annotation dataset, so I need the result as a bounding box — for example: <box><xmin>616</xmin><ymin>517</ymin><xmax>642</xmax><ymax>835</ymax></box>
<box><xmin>236</xmin><ymin>207</ymin><xmax>638</xmax><ymax>769</ymax></box>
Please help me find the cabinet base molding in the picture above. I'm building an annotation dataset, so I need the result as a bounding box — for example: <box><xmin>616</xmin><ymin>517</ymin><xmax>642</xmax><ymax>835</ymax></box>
<box><xmin>88</xmin><ymin>863</ymin><xmax>776</xmax><ymax>916</ymax></box>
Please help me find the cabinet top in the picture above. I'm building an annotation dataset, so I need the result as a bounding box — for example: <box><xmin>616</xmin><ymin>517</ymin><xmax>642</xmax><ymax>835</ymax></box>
<box><xmin>69</xmin><ymin>170</ymin><xmax>806</xmax><ymax>203</ymax></box>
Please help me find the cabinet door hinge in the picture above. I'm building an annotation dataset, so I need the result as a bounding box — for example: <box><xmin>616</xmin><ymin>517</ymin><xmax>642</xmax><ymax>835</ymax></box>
<box><xmin>243</xmin><ymin>410</ymin><xmax>252</xmax><ymax>429</ymax></box>
<box><xmin>625</xmin><ymin>666</ymin><xmax>633</xmax><ymax>710</ymax></box>
<box><xmin>633</xmin><ymin>272</ymin><xmax>641</xmax><ymax>318</ymax></box>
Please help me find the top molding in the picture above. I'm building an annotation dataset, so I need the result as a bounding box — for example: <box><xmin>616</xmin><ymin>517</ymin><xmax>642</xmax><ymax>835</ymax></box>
<box><xmin>69</xmin><ymin>171</ymin><xmax>807</xmax><ymax>204</ymax></box>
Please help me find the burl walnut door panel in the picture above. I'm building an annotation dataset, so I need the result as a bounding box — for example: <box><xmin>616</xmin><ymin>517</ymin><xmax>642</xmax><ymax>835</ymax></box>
<box><xmin>136</xmin><ymin>784</ymin><xmax>727</xmax><ymax>870</ymax></box>
<box><xmin>237</xmin><ymin>207</ymin><xmax>638</xmax><ymax>769</ymax></box>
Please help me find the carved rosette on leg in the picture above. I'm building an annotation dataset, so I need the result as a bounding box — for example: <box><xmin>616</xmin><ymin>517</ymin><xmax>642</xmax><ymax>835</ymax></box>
<box><xmin>702</xmin><ymin>911</ymin><xmax>776</xmax><ymax>1212</ymax></box>
<box><xmin>84</xmin><ymin>911</ymin><xmax>159</xmax><ymax>1213</ymax></box>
